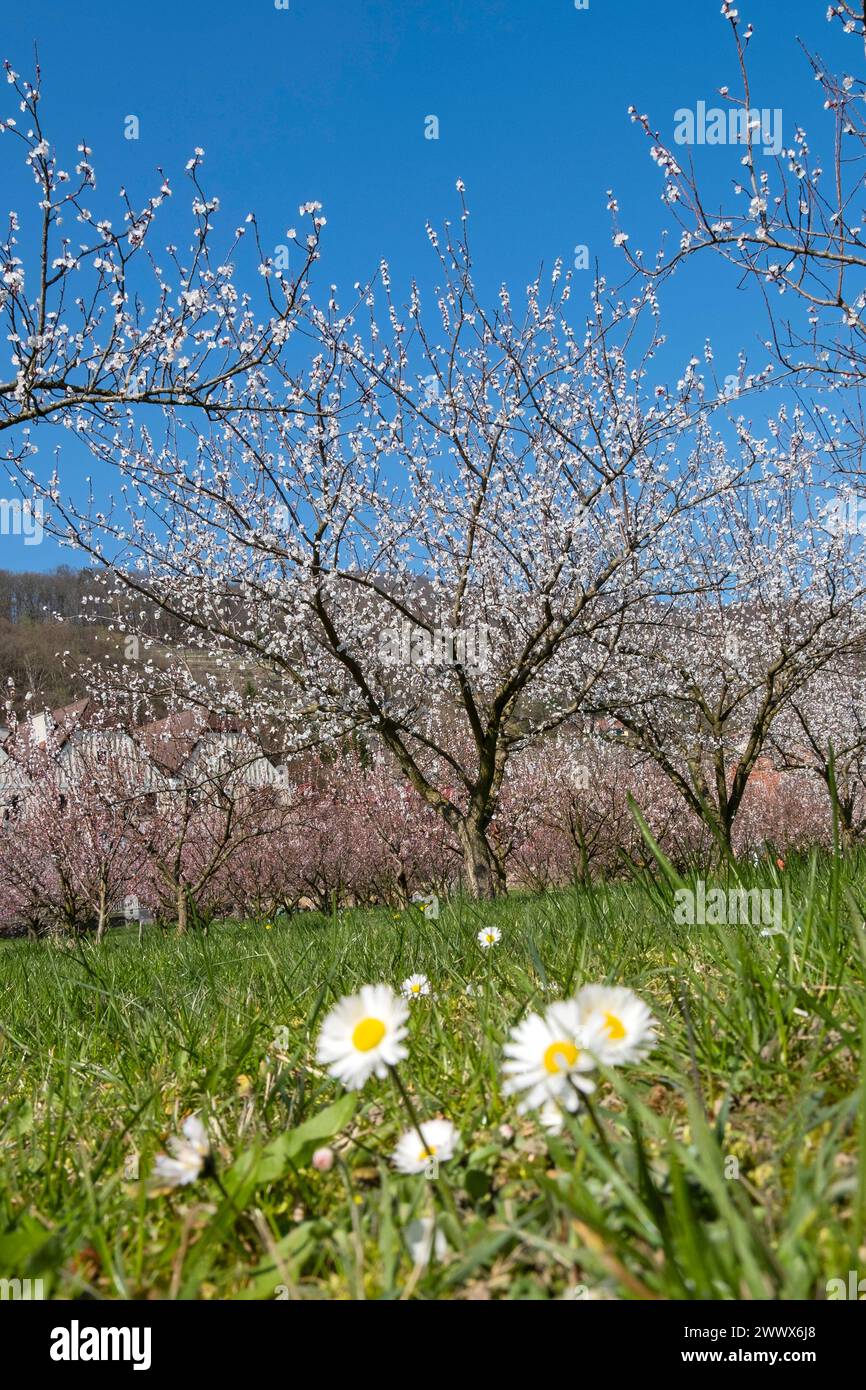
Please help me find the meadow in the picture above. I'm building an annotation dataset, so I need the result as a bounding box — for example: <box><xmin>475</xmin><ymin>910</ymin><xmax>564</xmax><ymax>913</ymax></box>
<box><xmin>1</xmin><ymin>849</ymin><xmax>864</xmax><ymax>1302</ymax></box>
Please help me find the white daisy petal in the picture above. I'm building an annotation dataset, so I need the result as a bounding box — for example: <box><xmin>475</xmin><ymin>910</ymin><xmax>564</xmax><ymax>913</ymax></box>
<box><xmin>392</xmin><ymin>1118</ymin><xmax>458</xmax><ymax>1174</ymax></box>
<box><xmin>180</xmin><ymin>1114</ymin><xmax>210</xmax><ymax>1156</ymax></box>
<box><xmin>477</xmin><ymin>926</ymin><xmax>501</xmax><ymax>949</ymax></box>
<box><xmin>501</xmin><ymin>1000</ymin><xmax>596</xmax><ymax>1115</ymax></box>
<box><xmin>405</xmin><ymin>1216</ymin><xmax>449</xmax><ymax>1267</ymax></box>
<box><xmin>401</xmin><ymin>973</ymin><xmax>431</xmax><ymax>1000</ymax></box>
<box><xmin>151</xmin><ymin>1113</ymin><xmax>211</xmax><ymax>1190</ymax></box>
<box><xmin>538</xmin><ymin>1099</ymin><xmax>566</xmax><ymax>1135</ymax></box>
<box><xmin>316</xmin><ymin>983</ymin><xmax>409</xmax><ymax>1090</ymax></box>
<box><xmin>152</xmin><ymin>1155</ymin><xmax>200</xmax><ymax>1187</ymax></box>
<box><xmin>575</xmin><ymin>985</ymin><xmax>657</xmax><ymax>1066</ymax></box>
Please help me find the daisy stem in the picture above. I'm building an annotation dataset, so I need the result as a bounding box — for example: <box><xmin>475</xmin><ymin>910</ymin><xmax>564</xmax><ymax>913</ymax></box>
<box><xmin>576</xmin><ymin>1086</ymin><xmax>615</xmax><ymax>1164</ymax></box>
<box><xmin>434</xmin><ymin>1166</ymin><xmax>463</xmax><ymax>1243</ymax></box>
<box><xmin>335</xmin><ymin>1155</ymin><xmax>366</xmax><ymax>1300</ymax></box>
<box><xmin>389</xmin><ymin>1064</ymin><xmax>431</xmax><ymax>1161</ymax></box>
<box><xmin>389</xmin><ymin>1067</ymin><xmax>463</xmax><ymax>1247</ymax></box>
<box><xmin>209</xmin><ymin>1168</ymin><xmax>246</xmax><ymax>1224</ymax></box>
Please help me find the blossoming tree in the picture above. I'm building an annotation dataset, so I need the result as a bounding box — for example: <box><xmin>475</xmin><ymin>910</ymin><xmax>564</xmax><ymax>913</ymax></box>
<box><xmin>0</xmin><ymin>61</ymin><xmax>321</xmax><ymax>453</ymax></box>
<box><xmin>39</xmin><ymin>202</ymin><xmax>752</xmax><ymax>896</ymax></box>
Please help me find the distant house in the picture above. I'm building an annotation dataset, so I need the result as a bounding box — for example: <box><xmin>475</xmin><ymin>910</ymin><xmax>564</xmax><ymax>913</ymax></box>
<box><xmin>1</xmin><ymin>701</ymin><xmax>285</xmax><ymax>810</ymax></box>
<box><xmin>134</xmin><ymin>709</ymin><xmax>284</xmax><ymax>791</ymax></box>
<box><xmin>11</xmin><ymin>698</ymin><xmax>165</xmax><ymax>797</ymax></box>
<box><xmin>0</xmin><ymin>726</ymin><xmax>29</xmax><ymax>817</ymax></box>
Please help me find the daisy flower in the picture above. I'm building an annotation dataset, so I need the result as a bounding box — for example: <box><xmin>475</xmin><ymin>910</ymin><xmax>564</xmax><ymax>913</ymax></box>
<box><xmin>477</xmin><ymin>925</ymin><xmax>501</xmax><ymax>949</ymax></box>
<box><xmin>316</xmin><ymin>983</ymin><xmax>408</xmax><ymax>1090</ymax></box>
<box><xmin>401</xmin><ymin>973</ymin><xmax>431</xmax><ymax>1001</ymax></box>
<box><xmin>538</xmin><ymin>1099</ymin><xmax>566</xmax><ymax>1135</ymax></box>
<box><xmin>392</xmin><ymin>1118</ymin><xmax>458</xmax><ymax>1174</ymax></box>
<box><xmin>575</xmin><ymin>984</ymin><xmax>657</xmax><ymax>1066</ymax></box>
<box><xmin>151</xmin><ymin>1114</ymin><xmax>212</xmax><ymax>1190</ymax></box>
<box><xmin>405</xmin><ymin>1216</ymin><xmax>449</xmax><ymax>1267</ymax></box>
<box><xmin>502</xmin><ymin>1000</ymin><xmax>596</xmax><ymax>1114</ymax></box>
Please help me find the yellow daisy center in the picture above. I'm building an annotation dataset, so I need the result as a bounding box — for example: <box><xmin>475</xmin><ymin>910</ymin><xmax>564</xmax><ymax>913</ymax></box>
<box><xmin>603</xmin><ymin>1011</ymin><xmax>626</xmax><ymax>1041</ymax></box>
<box><xmin>352</xmin><ymin>1017</ymin><xmax>386</xmax><ymax>1052</ymax></box>
<box><xmin>417</xmin><ymin>1144</ymin><xmax>437</xmax><ymax>1161</ymax></box>
<box><xmin>543</xmin><ymin>1039</ymin><xmax>579</xmax><ymax>1074</ymax></box>
<box><xmin>411</xmin><ymin>984</ymin><xmax>421</xmax><ymax>993</ymax></box>
<box><xmin>485</xmin><ymin>932</ymin><xmax>496</xmax><ymax>942</ymax></box>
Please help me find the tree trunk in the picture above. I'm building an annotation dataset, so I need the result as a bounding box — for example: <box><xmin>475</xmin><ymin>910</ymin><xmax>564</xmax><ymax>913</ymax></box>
<box><xmin>395</xmin><ymin>867</ymin><xmax>411</xmax><ymax>907</ymax></box>
<box><xmin>95</xmin><ymin>881</ymin><xmax>109</xmax><ymax>944</ymax></box>
<box><xmin>571</xmin><ymin>816</ymin><xmax>591</xmax><ymax>886</ymax></box>
<box><xmin>821</xmin><ymin>765</ymin><xmax>857</xmax><ymax>851</ymax></box>
<box><xmin>458</xmin><ymin>820</ymin><xmax>506</xmax><ymax>899</ymax></box>
<box><xmin>839</xmin><ymin>801</ymin><xmax>856</xmax><ymax>851</ymax></box>
<box><xmin>176</xmin><ymin>885</ymin><xmax>188</xmax><ymax>935</ymax></box>
<box><xmin>715</xmin><ymin>808</ymin><xmax>734</xmax><ymax>862</ymax></box>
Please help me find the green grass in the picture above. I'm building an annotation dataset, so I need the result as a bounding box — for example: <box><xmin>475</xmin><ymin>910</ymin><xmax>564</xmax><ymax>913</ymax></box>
<box><xmin>1</xmin><ymin>851</ymin><xmax>865</xmax><ymax>1300</ymax></box>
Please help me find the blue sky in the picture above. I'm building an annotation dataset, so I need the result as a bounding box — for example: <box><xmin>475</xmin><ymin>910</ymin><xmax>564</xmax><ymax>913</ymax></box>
<box><xmin>0</xmin><ymin>0</ymin><xmax>849</xmax><ymax>570</ymax></box>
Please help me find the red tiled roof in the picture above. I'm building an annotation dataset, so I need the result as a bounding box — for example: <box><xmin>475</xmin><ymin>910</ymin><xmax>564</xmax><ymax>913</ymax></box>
<box><xmin>133</xmin><ymin>709</ymin><xmax>245</xmax><ymax>773</ymax></box>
